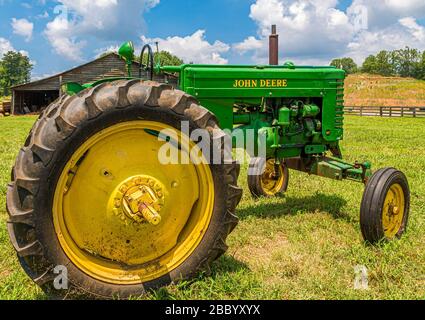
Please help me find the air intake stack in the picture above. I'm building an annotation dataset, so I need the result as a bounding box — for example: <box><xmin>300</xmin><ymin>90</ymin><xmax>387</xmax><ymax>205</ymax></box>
<box><xmin>269</xmin><ymin>25</ymin><xmax>279</xmax><ymax>65</ymax></box>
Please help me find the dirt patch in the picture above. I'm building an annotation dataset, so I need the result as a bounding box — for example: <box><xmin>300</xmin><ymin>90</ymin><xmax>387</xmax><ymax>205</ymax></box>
<box><xmin>0</xmin><ymin>269</ymin><xmax>12</xmax><ymax>278</ymax></box>
<box><xmin>232</xmin><ymin>232</ymin><xmax>290</xmax><ymax>270</ymax></box>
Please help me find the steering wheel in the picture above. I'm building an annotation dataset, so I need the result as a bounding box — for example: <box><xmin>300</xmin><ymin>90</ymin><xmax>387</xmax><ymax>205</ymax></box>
<box><xmin>139</xmin><ymin>44</ymin><xmax>154</xmax><ymax>80</ymax></box>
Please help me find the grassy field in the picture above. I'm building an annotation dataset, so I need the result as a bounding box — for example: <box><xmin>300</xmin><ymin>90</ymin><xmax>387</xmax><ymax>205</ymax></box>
<box><xmin>345</xmin><ymin>74</ymin><xmax>425</xmax><ymax>107</ymax></box>
<box><xmin>0</xmin><ymin>115</ymin><xmax>424</xmax><ymax>300</ymax></box>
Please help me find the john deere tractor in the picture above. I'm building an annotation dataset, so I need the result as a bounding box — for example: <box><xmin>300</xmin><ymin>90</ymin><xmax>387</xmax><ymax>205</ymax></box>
<box><xmin>6</xmin><ymin>27</ymin><xmax>410</xmax><ymax>298</ymax></box>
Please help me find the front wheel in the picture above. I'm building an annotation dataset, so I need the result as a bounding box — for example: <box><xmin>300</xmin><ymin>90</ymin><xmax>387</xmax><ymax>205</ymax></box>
<box><xmin>360</xmin><ymin>168</ymin><xmax>410</xmax><ymax>244</ymax></box>
<box><xmin>248</xmin><ymin>158</ymin><xmax>289</xmax><ymax>198</ymax></box>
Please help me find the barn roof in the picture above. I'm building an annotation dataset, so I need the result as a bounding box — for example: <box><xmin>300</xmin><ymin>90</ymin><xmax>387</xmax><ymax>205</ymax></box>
<box><xmin>12</xmin><ymin>52</ymin><xmax>140</xmax><ymax>91</ymax></box>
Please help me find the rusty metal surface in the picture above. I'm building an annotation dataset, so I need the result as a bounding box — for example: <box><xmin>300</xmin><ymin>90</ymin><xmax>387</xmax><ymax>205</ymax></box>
<box><xmin>269</xmin><ymin>25</ymin><xmax>279</xmax><ymax>66</ymax></box>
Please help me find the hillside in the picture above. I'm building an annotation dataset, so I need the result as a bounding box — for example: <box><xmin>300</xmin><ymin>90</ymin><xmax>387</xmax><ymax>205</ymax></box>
<box><xmin>345</xmin><ymin>74</ymin><xmax>425</xmax><ymax>107</ymax></box>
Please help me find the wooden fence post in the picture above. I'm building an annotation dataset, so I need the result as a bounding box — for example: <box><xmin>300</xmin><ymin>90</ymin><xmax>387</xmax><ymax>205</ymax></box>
<box><xmin>59</xmin><ymin>75</ymin><xmax>63</xmax><ymax>97</ymax></box>
<box><xmin>413</xmin><ymin>108</ymin><xmax>417</xmax><ymax>118</ymax></box>
<box><xmin>11</xmin><ymin>90</ymin><xmax>15</xmax><ymax>115</ymax></box>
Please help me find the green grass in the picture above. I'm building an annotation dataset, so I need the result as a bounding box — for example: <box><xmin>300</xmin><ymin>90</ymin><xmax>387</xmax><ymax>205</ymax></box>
<box><xmin>0</xmin><ymin>115</ymin><xmax>424</xmax><ymax>300</ymax></box>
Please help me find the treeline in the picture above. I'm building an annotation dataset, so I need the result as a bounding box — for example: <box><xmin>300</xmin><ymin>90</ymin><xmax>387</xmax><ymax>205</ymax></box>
<box><xmin>331</xmin><ymin>47</ymin><xmax>425</xmax><ymax>80</ymax></box>
<box><xmin>0</xmin><ymin>51</ymin><xmax>33</xmax><ymax>97</ymax></box>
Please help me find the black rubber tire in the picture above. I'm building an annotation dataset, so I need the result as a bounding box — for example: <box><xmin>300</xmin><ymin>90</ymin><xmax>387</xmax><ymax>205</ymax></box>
<box><xmin>6</xmin><ymin>80</ymin><xmax>243</xmax><ymax>299</ymax></box>
<box><xmin>248</xmin><ymin>157</ymin><xmax>289</xmax><ymax>198</ymax></box>
<box><xmin>360</xmin><ymin>168</ymin><xmax>410</xmax><ymax>244</ymax></box>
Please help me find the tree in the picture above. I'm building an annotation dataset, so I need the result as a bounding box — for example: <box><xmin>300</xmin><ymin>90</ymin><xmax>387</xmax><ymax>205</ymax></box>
<box><xmin>419</xmin><ymin>51</ymin><xmax>425</xmax><ymax>80</ymax></box>
<box><xmin>0</xmin><ymin>51</ymin><xmax>33</xmax><ymax>96</ymax></box>
<box><xmin>360</xmin><ymin>47</ymin><xmax>425</xmax><ymax>79</ymax></box>
<box><xmin>112</xmin><ymin>48</ymin><xmax>183</xmax><ymax>68</ymax></box>
<box><xmin>330</xmin><ymin>57</ymin><xmax>358</xmax><ymax>74</ymax></box>
<box><xmin>375</xmin><ymin>50</ymin><xmax>395</xmax><ymax>76</ymax></box>
<box><xmin>139</xmin><ymin>51</ymin><xmax>183</xmax><ymax>66</ymax></box>
<box><xmin>361</xmin><ymin>55</ymin><xmax>379</xmax><ymax>74</ymax></box>
<box><xmin>362</xmin><ymin>51</ymin><xmax>396</xmax><ymax>76</ymax></box>
<box><xmin>154</xmin><ymin>51</ymin><xmax>183</xmax><ymax>66</ymax></box>
<box><xmin>392</xmin><ymin>47</ymin><xmax>422</xmax><ymax>78</ymax></box>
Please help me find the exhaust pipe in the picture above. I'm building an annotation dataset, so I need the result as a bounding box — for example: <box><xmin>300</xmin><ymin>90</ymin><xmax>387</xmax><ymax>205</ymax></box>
<box><xmin>269</xmin><ymin>25</ymin><xmax>279</xmax><ymax>65</ymax></box>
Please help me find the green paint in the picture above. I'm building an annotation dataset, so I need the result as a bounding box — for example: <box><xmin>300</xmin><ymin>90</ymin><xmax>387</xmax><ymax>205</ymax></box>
<box><xmin>118</xmin><ymin>41</ymin><xmax>136</xmax><ymax>77</ymax></box>
<box><xmin>312</xmin><ymin>157</ymin><xmax>372</xmax><ymax>183</ymax></box>
<box><xmin>63</xmin><ymin>43</ymin><xmax>374</xmax><ymax>184</ymax></box>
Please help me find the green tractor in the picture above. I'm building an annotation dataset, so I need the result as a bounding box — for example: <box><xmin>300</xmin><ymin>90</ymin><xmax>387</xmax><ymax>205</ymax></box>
<box><xmin>6</xmin><ymin>27</ymin><xmax>410</xmax><ymax>298</ymax></box>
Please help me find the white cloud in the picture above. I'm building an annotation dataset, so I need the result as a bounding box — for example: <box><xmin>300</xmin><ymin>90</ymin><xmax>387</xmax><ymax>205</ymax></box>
<box><xmin>234</xmin><ymin>0</ymin><xmax>355</xmax><ymax>65</ymax></box>
<box><xmin>21</xmin><ymin>3</ymin><xmax>32</xmax><ymax>9</ymax></box>
<box><xmin>32</xmin><ymin>71</ymin><xmax>58</xmax><ymax>81</ymax></box>
<box><xmin>0</xmin><ymin>38</ymin><xmax>15</xmax><ymax>58</ymax></box>
<box><xmin>44</xmin><ymin>0</ymin><xmax>160</xmax><ymax>61</ymax></box>
<box><xmin>94</xmin><ymin>45</ymin><xmax>119</xmax><ymax>58</ymax></box>
<box><xmin>36</xmin><ymin>11</ymin><xmax>49</xmax><ymax>19</ymax></box>
<box><xmin>399</xmin><ymin>17</ymin><xmax>425</xmax><ymax>42</ymax></box>
<box><xmin>45</xmin><ymin>15</ymin><xmax>86</xmax><ymax>61</ymax></box>
<box><xmin>349</xmin><ymin>0</ymin><xmax>425</xmax><ymax>29</ymax></box>
<box><xmin>0</xmin><ymin>37</ymin><xmax>29</xmax><ymax>58</ymax></box>
<box><xmin>347</xmin><ymin>18</ymin><xmax>425</xmax><ymax>63</ymax></box>
<box><xmin>234</xmin><ymin>0</ymin><xmax>425</xmax><ymax>66</ymax></box>
<box><xmin>142</xmin><ymin>30</ymin><xmax>230</xmax><ymax>64</ymax></box>
<box><xmin>233</xmin><ymin>36</ymin><xmax>263</xmax><ymax>54</ymax></box>
<box><xmin>11</xmin><ymin>18</ymin><xmax>34</xmax><ymax>42</ymax></box>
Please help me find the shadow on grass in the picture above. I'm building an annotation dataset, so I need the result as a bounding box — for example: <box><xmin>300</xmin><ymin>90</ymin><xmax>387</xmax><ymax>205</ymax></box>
<box><xmin>212</xmin><ymin>254</ymin><xmax>250</xmax><ymax>275</ymax></box>
<box><xmin>238</xmin><ymin>192</ymin><xmax>349</xmax><ymax>222</ymax></box>
<box><xmin>148</xmin><ymin>255</ymin><xmax>250</xmax><ymax>300</ymax></box>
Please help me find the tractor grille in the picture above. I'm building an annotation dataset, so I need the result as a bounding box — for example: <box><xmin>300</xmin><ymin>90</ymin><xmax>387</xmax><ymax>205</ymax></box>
<box><xmin>335</xmin><ymin>79</ymin><xmax>345</xmax><ymax>130</ymax></box>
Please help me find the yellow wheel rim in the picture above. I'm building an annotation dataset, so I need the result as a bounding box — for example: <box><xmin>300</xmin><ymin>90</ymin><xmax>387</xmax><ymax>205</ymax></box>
<box><xmin>382</xmin><ymin>183</ymin><xmax>405</xmax><ymax>239</ymax></box>
<box><xmin>260</xmin><ymin>159</ymin><xmax>286</xmax><ymax>196</ymax></box>
<box><xmin>53</xmin><ymin>121</ymin><xmax>214</xmax><ymax>285</ymax></box>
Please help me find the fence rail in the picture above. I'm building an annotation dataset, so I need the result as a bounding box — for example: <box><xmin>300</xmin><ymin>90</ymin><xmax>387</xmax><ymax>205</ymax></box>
<box><xmin>345</xmin><ymin>106</ymin><xmax>425</xmax><ymax>118</ymax></box>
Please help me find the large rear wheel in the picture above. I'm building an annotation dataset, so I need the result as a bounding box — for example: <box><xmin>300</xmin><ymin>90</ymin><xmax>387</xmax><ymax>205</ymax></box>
<box><xmin>6</xmin><ymin>80</ymin><xmax>242</xmax><ymax>298</ymax></box>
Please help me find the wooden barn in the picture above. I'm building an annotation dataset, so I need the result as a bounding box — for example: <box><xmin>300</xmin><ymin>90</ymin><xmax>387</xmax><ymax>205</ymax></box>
<box><xmin>11</xmin><ymin>53</ymin><xmax>140</xmax><ymax>115</ymax></box>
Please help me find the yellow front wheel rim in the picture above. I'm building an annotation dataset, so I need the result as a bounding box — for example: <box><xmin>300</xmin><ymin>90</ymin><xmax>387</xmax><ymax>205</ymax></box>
<box><xmin>53</xmin><ymin>121</ymin><xmax>214</xmax><ymax>285</ymax></box>
<box><xmin>260</xmin><ymin>159</ymin><xmax>286</xmax><ymax>196</ymax></box>
<box><xmin>382</xmin><ymin>183</ymin><xmax>405</xmax><ymax>239</ymax></box>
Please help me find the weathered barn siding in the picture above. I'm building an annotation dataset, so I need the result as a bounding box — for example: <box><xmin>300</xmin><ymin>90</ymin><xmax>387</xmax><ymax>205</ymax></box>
<box><xmin>11</xmin><ymin>53</ymin><xmax>140</xmax><ymax>114</ymax></box>
<box><xmin>60</xmin><ymin>54</ymin><xmax>140</xmax><ymax>85</ymax></box>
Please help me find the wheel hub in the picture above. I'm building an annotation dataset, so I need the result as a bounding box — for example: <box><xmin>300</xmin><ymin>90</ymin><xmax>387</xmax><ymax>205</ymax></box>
<box><xmin>53</xmin><ymin>121</ymin><xmax>214</xmax><ymax>285</ymax></box>
<box><xmin>382</xmin><ymin>183</ymin><xmax>405</xmax><ymax>238</ymax></box>
<box><xmin>113</xmin><ymin>176</ymin><xmax>165</xmax><ymax>226</ymax></box>
<box><xmin>261</xmin><ymin>159</ymin><xmax>285</xmax><ymax>195</ymax></box>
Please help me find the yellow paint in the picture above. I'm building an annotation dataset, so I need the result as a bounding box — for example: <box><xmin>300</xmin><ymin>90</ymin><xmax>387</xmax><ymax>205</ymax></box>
<box><xmin>118</xmin><ymin>177</ymin><xmax>163</xmax><ymax>225</ymax></box>
<box><xmin>260</xmin><ymin>159</ymin><xmax>286</xmax><ymax>196</ymax></box>
<box><xmin>382</xmin><ymin>183</ymin><xmax>405</xmax><ymax>239</ymax></box>
<box><xmin>53</xmin><ymin>121</ymin><xmax>214</xmax><ymax>285</ymax></box>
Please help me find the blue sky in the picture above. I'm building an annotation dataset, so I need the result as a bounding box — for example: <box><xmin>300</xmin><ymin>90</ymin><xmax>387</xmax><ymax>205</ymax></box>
<box><xmin>0</xmin><ymin>0</ymin><xmax>424</xmax><ymax>80</ymax></box>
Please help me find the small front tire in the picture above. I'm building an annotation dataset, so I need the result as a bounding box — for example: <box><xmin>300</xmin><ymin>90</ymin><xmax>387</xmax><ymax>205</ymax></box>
<box><xmin>360</xmin><ymin>168</ymin><xmax>410</xmax><ymax>244</ymax></box>
<box><xmin>248</xmin><ymin>158</ymin><xmax>289</xmax><ymax>198</ymax></box>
